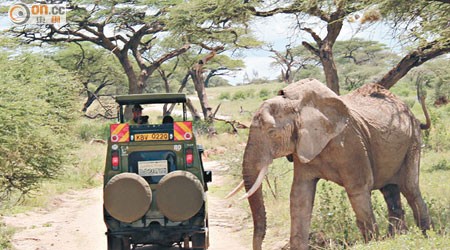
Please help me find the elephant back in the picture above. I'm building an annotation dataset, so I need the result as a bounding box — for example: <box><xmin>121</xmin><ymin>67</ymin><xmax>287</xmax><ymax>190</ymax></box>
<box><xmin>341</xmin><ymin>83</ymin><xmax>417</xmax><ymax>129</ymax></box>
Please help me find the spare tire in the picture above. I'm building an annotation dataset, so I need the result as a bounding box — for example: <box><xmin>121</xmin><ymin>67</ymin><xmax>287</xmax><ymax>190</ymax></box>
<box><xmin>156</xmin><ymin>171</ymin><xmax>204</xmax><ymax>222</ymax></box>
<box><xmin>104</xmin><ymin>173</ymin><xmax>152</xmax><ymax>223</ymax></box>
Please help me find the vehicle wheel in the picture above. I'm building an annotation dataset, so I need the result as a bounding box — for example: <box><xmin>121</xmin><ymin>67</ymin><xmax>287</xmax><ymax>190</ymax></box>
<box><xmin>192</xmin><ymin>232</ymin><xmax>207</xmax><ymax>249</ymax></box>
<box><xmin>104</xmin><ymin>173</ymin><xmax>152</xmax><ymax>223</ymax></box>
<box><xmin>156</xmin><ymin>171</ymin><xmax>204</xmax><ymax>222</ymax></box>
<box><xmin>107</xmin><ymin>235</ymin><xmax>131</xmax><ymax>250</ymax></box>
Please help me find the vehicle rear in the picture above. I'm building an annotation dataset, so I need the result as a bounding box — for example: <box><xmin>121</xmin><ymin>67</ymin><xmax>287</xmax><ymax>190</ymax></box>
<box><xmin>103</xmin><ymin>94</ymin><xmax>210</xmax><ymax>250</ymax></box>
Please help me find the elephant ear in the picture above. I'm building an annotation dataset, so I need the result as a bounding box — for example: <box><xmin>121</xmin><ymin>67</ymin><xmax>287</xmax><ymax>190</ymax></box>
<box><xmin>295</xmin><ymin>92</ymin><xmax>349</xmax><ymax>164</ymax></box>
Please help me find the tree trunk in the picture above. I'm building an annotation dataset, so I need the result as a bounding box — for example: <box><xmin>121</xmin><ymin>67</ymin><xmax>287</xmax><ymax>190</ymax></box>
<box><xmin>377</xmin><ymin>40</ymin><xmax>450</xmax><ymax>89</ymax></box>
<box><xmin>117</xmin><ymin>54</ymin><xmax>141</xmax><ymax>119</ymax></box>
<box><xmin>302</xmin><ymin>40</ymin><xmax>340</xmax><ymax>95</ymax></box>
<box><xmin>118</xmin><ymin>54</ymin><xmax>142</xmax><ymax>94</ymax></box>
<box><xmin>320</xmin><ymin>48</ymin><xmax>340</xmax><ymax>95</ymax></box>
<box><xmin>190</xmin><ymin>69</ymin><xmax>213</xmax><ymax>120</ymax></box>
<box><xmin>189</xmin><ymin>51</ymin><xmax>218</xmax><ymax>120</ymax></box>
<box><xmin>186</xmin><ymin>98</ymin><xmax>202</xmax><ymax>120</ymax></box>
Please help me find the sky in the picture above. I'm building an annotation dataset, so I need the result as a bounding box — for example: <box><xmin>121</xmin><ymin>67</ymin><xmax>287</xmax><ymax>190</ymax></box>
<box><xmin>223</xmin><ymin>14</ymin><xmax>401</xmax><ymax>85</ymax></box>
<box><xmin>0</xmin><ymin>3</ymin><xmax>402</xmax><ymax>86</ymax></box>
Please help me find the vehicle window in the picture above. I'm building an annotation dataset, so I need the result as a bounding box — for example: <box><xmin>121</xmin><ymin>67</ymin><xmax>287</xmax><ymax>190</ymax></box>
<box><xmin>128</xmin><ymin>151</ymin><xmax>177</xmax><ymax>184</ymax></box>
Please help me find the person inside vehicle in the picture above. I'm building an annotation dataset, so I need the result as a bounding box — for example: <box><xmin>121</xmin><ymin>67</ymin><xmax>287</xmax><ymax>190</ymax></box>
<box><xmin>162</xmin><ymin>115</ymin><xmax>174</xmax><ymax>124</ymax></box>
<box><xmin>129</xmin><ymin>104</ymin><xmax>149</xmax><ymax>125</ymax></box>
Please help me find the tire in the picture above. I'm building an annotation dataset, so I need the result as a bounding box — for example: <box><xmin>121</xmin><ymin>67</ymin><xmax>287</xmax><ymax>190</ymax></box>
<box><xmin>107</xmin><ymin>235</ymin><xmax>131</xmax><ymax>250</ymax></box>
<box><xmin>192</xmin><ymin>217</ymin><xmax>209</xmax><ymax>249</ymax></box>
<box><xmin>192</xmin><ymin>232</ymin><xmax>207</xmax><ymax>249</ymax></box>
<box><xmin>104</xmin><ymin>173</ymin><xmax>152</xmax><ymax>223</ymax></box>
<box><xmin>156</xmin><ymin>171</ymin><xmax>204</xmax><ymax>222</ymax></box>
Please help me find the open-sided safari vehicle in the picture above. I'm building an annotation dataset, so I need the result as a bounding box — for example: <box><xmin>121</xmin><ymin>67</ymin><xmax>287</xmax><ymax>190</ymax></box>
<box><xmin>103</xmin><ymin>93</ymin><xmax>212</xmax><ymax>250</ymax></box>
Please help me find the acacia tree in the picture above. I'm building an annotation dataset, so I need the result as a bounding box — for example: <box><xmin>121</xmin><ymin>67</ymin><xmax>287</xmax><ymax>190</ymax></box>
<box><xmin>269</xmin><ymin>44</ymin><xmax>318</xmax><ymax>83</ymax></box>
<box><xmin>246</xmin><ymin>0</ymin><xmax>370</xmax><ymax>94</ymax></box>
<box><xmin>53</xmin><ymin>43</ymin><xmax>127</xmax><ymax>116</ymax></box>
<box><xmin>11</xmin><ymin>0</ymin><xmax>255</xmax><ymax>120</ymax></box>
<box><xmin>167</xmin><ymin>0</ymin><xmax>258</xmax><ymax>119</ymax></box>
<box><xmin>375</xmin><ymin>0</ymin><xmax>450</xmax><ymax>89</ymax></box>
<box><xmin>332</xmin><ymin>39</ymin><xmax>398</xmax><ymax>90</ymax></box>
<box><xmin>11</xmin><ymin>1</ymin><xmax>192</xmax><ymax>95</ymax></box>
<box><xmin>240</xmin><ymin>0</ymin><xmax>450</xmax><ymax>93</ymax></box>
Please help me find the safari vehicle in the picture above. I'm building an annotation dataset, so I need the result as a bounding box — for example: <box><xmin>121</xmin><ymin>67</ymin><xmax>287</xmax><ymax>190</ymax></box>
<box><xmin>103</xmin><ymin>93</ymin><xmax>212</xmax><ymax>250</ymax></box>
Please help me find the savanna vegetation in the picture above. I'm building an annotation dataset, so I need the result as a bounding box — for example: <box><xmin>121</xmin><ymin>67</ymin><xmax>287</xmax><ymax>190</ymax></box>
<box><xmin>1</xmin><ymin>0</ymin><xmax>449</xmax><ymax>249</ymax></box>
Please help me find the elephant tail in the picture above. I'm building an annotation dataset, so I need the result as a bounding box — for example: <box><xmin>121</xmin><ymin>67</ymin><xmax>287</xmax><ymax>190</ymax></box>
<box><xmin>417</xmin><ymin>86</ymin><xmax>431</xmax><ymax>130</ymax></box>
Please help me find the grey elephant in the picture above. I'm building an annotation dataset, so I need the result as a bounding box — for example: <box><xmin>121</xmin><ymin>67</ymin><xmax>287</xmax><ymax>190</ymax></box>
<box><xmin>227</xmin><ymin>78</ymin><xmax>432</xmax><ymax>250</ymax></box>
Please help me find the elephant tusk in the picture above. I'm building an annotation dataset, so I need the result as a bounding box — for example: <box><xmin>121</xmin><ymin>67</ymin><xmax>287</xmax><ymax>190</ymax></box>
<box><xmin>224</xmin><ymin>180</ymin><xmax>244</xmax><ymax>199</ymax></box>
<box><xmin>238</xmin><ymin>165</ymin><xmax>268</xmax><ymax>201</ymax></box>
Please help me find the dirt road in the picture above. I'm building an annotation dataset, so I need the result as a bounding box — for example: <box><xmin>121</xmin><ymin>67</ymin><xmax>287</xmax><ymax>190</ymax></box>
<box><xmin>2</xmin><ymin>161</ymin><xmax>249</xmax><ymax>250</ymax></box>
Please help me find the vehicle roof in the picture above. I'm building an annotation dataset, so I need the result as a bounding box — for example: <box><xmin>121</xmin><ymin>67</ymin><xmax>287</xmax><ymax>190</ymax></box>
<box><xmin>115</xmin><ymin>93</ymin><xmax>187</xmax><ymax>105</ymax></box>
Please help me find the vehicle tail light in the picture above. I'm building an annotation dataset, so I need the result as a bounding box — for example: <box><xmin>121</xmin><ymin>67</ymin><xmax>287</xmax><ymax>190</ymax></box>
<box><xmin>112</xmin><ymin>151</ymin><xmax>119</xmax><ymax>169</ymax></box>
<box><xmin>186</xmin><ymin>148</ymin><xmax>193</xmax><ymax>167</ymax></box>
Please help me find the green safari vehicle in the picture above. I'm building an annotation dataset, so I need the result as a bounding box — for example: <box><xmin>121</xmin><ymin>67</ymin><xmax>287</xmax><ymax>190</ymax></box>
<box><xmin>103</xmin><ymin>93</ymin><xmax>211</xmax><ymax>250</ymax></box>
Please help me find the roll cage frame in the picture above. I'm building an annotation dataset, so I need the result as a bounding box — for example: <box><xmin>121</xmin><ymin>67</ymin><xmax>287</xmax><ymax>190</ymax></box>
<box><xmin>115</xmin><ymin>93</ymin><xmax>188</xmax><ymax>123</ymax></box>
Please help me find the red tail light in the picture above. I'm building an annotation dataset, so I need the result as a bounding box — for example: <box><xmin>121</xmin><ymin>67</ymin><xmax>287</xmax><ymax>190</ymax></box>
<box><xmin>112</xmin><ymin>151</ymin><xmax>119</xmax><ymax>168</ymax></box>
<box><xmin>186</xmin><ymin>153</ymin><xmax>193</xmax><ymax>164</ymax></box>
<box><xmin>186</xmin><ymin>148</ymin><xmax>193</xmax><ymax>166</ymax></box>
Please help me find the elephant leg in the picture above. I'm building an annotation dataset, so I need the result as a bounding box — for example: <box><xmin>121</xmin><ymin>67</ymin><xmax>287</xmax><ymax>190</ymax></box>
<box><xmin>290</xmin><ymin>173</ymin><xmax>318</xmax><ymax>250</ymax></box>
<box><xmin>346</xmin><ymin>191</ymin><xmax>379</xmax><ymax>242</ymax></box>
<box><xmin>399</xmin><ymin>144</ymin><xmax>434</xmax><ymax>234</ymax></box>
<box><xmin>380</xmin><ymin>184</ymin><xmax>407</xmax><ymax>236</ymax></box>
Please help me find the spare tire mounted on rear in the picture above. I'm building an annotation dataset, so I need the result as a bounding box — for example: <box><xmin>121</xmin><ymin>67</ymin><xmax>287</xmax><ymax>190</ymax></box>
<box><xmin>156</xmin><ymin>171</ymin><xmax>204</xmax><ymax>222</ymax></box>
<box><xmin>104</xmin><ymin>173</ymin><xmax>152</xmax><ymax>223</ymax></box>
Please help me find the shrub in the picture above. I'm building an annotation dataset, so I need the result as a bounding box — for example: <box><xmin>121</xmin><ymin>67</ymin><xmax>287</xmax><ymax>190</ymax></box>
<box><xmin>76</xmin><ymin>120</ymin><xmax>111</xmax><ymax>141</ymax></box>
<box><xmin>0</xmin><ymin>222</ymin><xmax>14</xmax><ymax>250</ymax></box>
<box><xmin>219</xmin><ymin>92</ymin><xmax>231</xmax><ymax>100</ymax></box>
<box><xmin>245</xmin><ymin>89</ymin><xmax>255</xmax><ymax>98</ymax></box>
<box><xmin>0</xmin><ymin>53</ymin><xmax>79</xmax><ymax>198</ymax></box>
<box><xmin>259</xmin><ymin>89</ymin><xmax>270</xmax><ymax>99</ymax></box>
<box><xmin>232</xmin><ymin>90</ymin><xmax>247</xmax><ymax>100</ymax></box>
<box><xmin>430</xmin><ymin>159</ymin><xmax>450</xmax><ymax>172</ymax></box>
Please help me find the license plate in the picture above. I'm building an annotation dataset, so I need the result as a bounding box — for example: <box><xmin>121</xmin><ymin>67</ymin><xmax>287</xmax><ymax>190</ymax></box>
<box><xmin>134</xmin><ymin>133</ymin><xmax>169</xmax><ymax>141</ymax></box>
<box><xmin>138</xmin><ymin>160</ymin><xmax>168</xmax><ymax>177</ymax></box>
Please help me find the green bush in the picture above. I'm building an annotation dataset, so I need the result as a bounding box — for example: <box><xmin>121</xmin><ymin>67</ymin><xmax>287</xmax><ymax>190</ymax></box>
<box><xmin>245</xmin><ymin>89</ymin><xmax>255</xmax><ymax>98</ymax></box>
<box><xmin>430</xmin><ymin>159</ymin><xmax>450</xmax><ymax>172</ymax></box>
<box><xmin>219</xmin><ymin>92</ymin><xmax>231</xmax><ymax>100</ymax></box>
<box><xmin>193</xmin><ymin>119</ymin><xmax>214</xmax><ymax>135</ymax></box>
<box><xmin>0</xmin><ymin>222</ymin><xmax>14</xmax><ymax>250</ymax></box>
<box><xmin>259</xmin><ymin>89</ymin><xmax>270</xmax><ymax>99</ymax></box>
<box><xmin>0</xmin><ymin>53</ymin><xmax>79</xmax><ymax>198</ymax></box>
<box><xmin>232</xmin><ymin>90</ymin><xmax>247</xmax><ymax>100</ymax></box>
<box><xmin>76</xmin><ymin>120</ymin><xmax>111</xmax><ymax>141</ymax></box>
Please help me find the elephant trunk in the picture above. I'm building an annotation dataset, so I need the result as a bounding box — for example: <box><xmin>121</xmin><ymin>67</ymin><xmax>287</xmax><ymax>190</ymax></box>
<box><xmin>242</xmin><ymin>135</ymin><xmax>272</xmax><ymax>250</ymax></box>
<box><xmin>243</xmin><ymin>162</ymin><xmax>267</xmax><ymax>250</ymax></box>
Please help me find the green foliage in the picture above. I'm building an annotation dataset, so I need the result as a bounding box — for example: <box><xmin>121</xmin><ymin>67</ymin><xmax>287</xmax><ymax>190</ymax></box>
<box><xmin>333</xmin><ymin>39</ymin><xmax>397</xmax><ymax>91</ymax></box>
<box><xmin>218</xmin><ymin>92</ymin><xmax>231</xmax><ymax>100</ymax></box>
<box><xmin>207</xmin><ymin>76</ymin><xmax>232</xmax><ymax>87</ymax></box>
<box><xmin>259</xmin><ymin>89</ymin><xmax>270</xmax><ymax>99</ymax></box>
<box><xmin>351</xmin><ymin>230</ymin><xmax>450</xmax><ymax>249</ymax></box>
<box><xmin>75</xmin><ymin>119</ymin><xmax>111</xmax><ymax>141</ymax></box>
<box><xmin>53</xmin><ymin>43</ymin><xmax>128</xmax><ymax>96</ymax></box>
<box><xmin>377</xmin><ymin>0</ymin><xmax>450</xmax><ymax>47</ymax></box>
<box><xmin>310</xmin><ymin>182</ymin><xmax>363</xmax><ymax>248</ymax></box>
<box><xmin>0</xmin><ymin>222</ymin><xmax>14</xmax><ymax>250</ymax></box>
<box><xmin>168</xmin><ymin>0</ymin><xmax>259</xmax><ymax>48</ymax></box>
<box><xmin>429</xmin><ymin>159</ymin><xmax>450</xmax><ymax>172</ymax></box>
<box><xmin>0</xmin><ymin>52</ymin><xmax>79</xmax><ymax>198</ymax></box>
<box><xmin>232</xmin><ymin>90</ymin><xmax>247</xmax><ymax>100</ymax></box>
<box><xmin>193</xmin><ymin>119</ymin><xmax>215</xmax><ymax>135</ymax></box>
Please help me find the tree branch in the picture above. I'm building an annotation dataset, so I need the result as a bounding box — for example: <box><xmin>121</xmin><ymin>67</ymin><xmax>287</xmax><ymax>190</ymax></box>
<box><xmin>302</xmin><ymin>41</ymin><xmax>320</xmax><ymax>57</ymax></box>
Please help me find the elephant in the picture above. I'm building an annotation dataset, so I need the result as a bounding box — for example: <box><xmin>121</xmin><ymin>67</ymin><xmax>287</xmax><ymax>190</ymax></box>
<box><xmin>226</xmin><ymin>78</ymin><xmax>433</xmax><ymax>250</ymax></box>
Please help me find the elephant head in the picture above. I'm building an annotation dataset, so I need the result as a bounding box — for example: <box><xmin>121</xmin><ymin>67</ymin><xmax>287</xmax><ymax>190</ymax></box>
<box><xmin>227</xmin><ymin>78</ymin><xmax>349</xmax><ymax>250</ymax></box>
